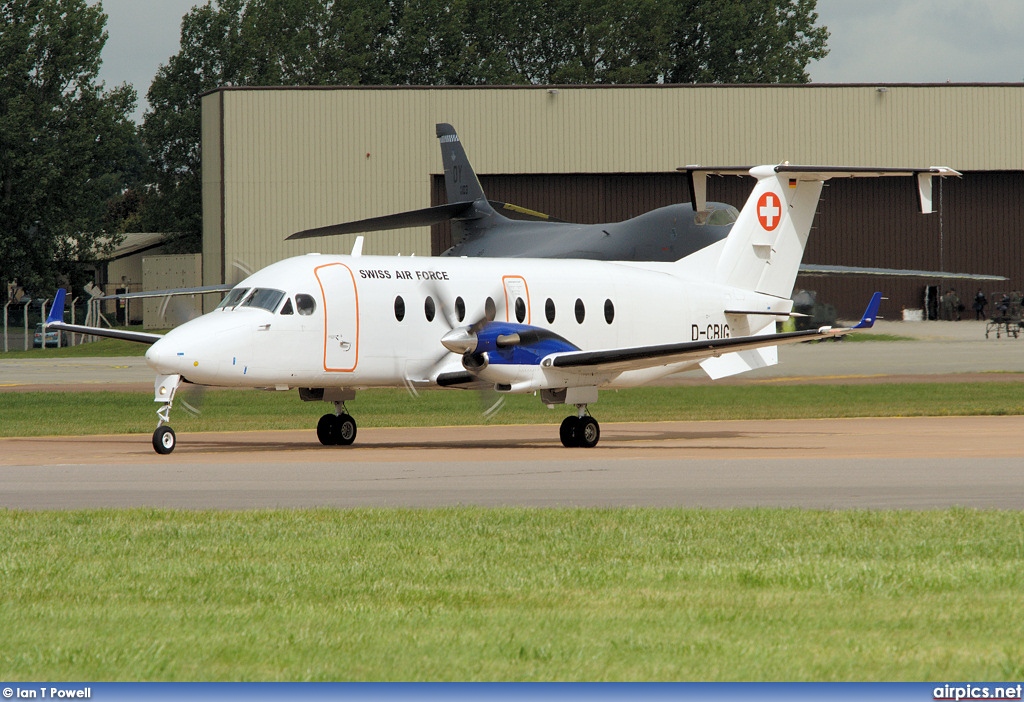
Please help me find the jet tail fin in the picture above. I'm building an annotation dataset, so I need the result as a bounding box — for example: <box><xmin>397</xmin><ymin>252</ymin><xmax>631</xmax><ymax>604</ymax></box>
<box><xmin>436</xmin><ymin>123</ymin><xmax>487</xmax><ymax>204</ymax></box>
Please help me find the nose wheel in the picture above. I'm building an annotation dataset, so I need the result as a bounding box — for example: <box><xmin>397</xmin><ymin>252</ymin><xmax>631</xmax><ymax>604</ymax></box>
<box><xmin>151</xmin><ymin>374</ymin><xmax>182</xmax><ymax>454</ymax></box>
<box><xmin>559</xmin><ymin>409</ymin><xmax>600</xmax><ymax>448</ymax></box>
<box><xmin>153</xmin><ymin>425</ymin><xmax>176</xmax><ymax>454</ymax></box>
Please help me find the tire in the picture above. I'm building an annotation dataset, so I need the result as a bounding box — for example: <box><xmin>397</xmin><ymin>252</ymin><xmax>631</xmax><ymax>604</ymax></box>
<box><xmin>153</xmin><ymin>426</ymin><xmax>176</xmax><ymax>455</ymax></box>
<box><xmin>559</xmin><ymin>416</ymin><xmax>578</xmax><ymax>447</ymax></box>
<box><xmin>317</xmin><ymin>413</ymin><xmax>339</xmax><ymax>445</ymax></box>
<box><xmin>576</xmin><ymin>417</ymin><xmax>600</xmax><ymax>448</ymax></box>
<box><xmin>337</xmin><ymin>414</ymin><xmax>357</xmax><ymax>445</ymax></box>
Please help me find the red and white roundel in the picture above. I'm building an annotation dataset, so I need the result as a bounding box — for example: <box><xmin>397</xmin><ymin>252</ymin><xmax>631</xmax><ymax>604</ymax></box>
<box><xmin>757</xmin><ymin>191</ymin><xmax>782</xmax><ymax>231</ymax></box>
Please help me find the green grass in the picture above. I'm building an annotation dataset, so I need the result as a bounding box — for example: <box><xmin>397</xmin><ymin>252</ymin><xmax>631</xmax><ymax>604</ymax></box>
<box><xmin>2</xmin><ymin>382</ymin><xmax>1024</xmax><ymax>438</ymax></box>
<box><xmin>1</xmin><ymin>508</ymin><xmax>1021</xmax><ymax>681</ymax></box>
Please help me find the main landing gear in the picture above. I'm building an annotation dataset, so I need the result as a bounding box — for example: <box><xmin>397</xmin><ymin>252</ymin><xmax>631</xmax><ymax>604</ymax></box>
<box><xmin>317</xmin><ymin>404</ymin><xmax>357</xmax><ymax>446</ymax></box>
<box><xmin>559</xmin><ymin>405</ymin><xmax>600</xmax><ymax>448</ymax></box>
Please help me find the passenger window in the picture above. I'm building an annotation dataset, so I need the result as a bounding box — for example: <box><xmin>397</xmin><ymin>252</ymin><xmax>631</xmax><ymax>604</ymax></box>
<box><xmin>455</xmin><ymin>296</ymin><xmax>466</xmax><ymax>322</ymax></box>
<box><xmin>394</xmin><ymin>296</ymin><xmax>406</xmax><ymax>322</ymax></box>
<box><xmin>280</xmin><ymin>298</ymin><xmax>294</xmax><ymax>315</ymax></box>
<box><xmin>484</xmin><ymin>297</ymin><xmax>496</xmax><ymax>321</ymax></box>
<box><xmin>425</xmin><ymin>296</ymin><xmax>436</xmax><ymax>322</ymax></box>
<box><xmin>545</xmin><ymin>298</ymin><xmax>556</xmax><ymax>323</ymax></box>
<box><xmin>575</xmin><ymin>298</ymin><xmax>585</xmax><ymax>324</ymax></box>
<box><xmin>604</xmin><ymin>299</ymin><xmax>614</xmax><ymax>324</ymax></box>
<box><xmin>296</xmin><ymin>294</ymin><xmax>316</xmax><ymax>315</ymax></box>
<box><xmin>515</xmin><ymin>297</ymin><xmax>526</xmax><ymax>323</ymax></box>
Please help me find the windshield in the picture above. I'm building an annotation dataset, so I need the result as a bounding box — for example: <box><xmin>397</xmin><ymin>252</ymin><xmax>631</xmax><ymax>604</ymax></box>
<box><xmin>216</xmin><ymin>287</ymin><xmax>250</xmax><ymax>310</ymax></box>
<box><xmin>241</xmin><ymin>288</ymin><xmax>286</xmax><ymax>313</ymax></box>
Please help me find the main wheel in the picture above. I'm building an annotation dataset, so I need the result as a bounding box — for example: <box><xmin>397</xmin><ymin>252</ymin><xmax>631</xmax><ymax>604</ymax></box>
<box><xmin>317</xmin><ymin>413</ymin><xmax>339</xmax><ymax>445</ymax></box>
<box><xmin>576</xmin><ymin>416</ymin><xmax>600</xmax><ymax>448</ymax></box>
<box><xmin>559</xmin><ymin>416</ymin><xmax>578</xmax><ymax>447</ymax></box>
<box><xmin>337</xmin><ymin>413</ymin><xmax>357</xmax><ymax>445</ymax></box>
<box><xmin>153</xmin><ymin>425</ymin><xmax>176</xmax><ymax>454</ymax></box>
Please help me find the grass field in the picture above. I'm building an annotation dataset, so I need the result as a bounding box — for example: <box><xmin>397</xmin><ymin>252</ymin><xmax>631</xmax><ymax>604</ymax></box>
<box><xmin>3</xmin><ymin>381</ymin><xmax>1024</xmax><ymax>437</ymax></box>
<box><xmin>3</xmin><ymin>346</ymin><xmax>1023</xmax><ymax>681</ymax></box>
<box><xmin>1</xmin><ymin>508</ymin><xmax>1022</xmax><ymax>681</ymax></box>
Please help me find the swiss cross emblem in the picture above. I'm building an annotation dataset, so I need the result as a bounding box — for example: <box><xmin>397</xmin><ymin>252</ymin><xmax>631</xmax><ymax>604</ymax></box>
<box><xmin>757</xmin><ymin>191</ymin><xmax>782</xmax><ymax>231</ymax></box>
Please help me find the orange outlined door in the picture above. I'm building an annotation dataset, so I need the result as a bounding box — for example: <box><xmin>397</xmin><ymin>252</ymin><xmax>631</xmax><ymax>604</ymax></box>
<box><xmin>315</xmin><ymin>263</ymin><xmax>359</xmax><ymax>372</ymax></box>
<box><xmin>503</xmin><ymin>275</ymin><xmax>530</xmax><ymax>324</ymax></box>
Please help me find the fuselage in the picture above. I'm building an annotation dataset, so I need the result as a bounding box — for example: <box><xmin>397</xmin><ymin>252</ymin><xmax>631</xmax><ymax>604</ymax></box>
<box><xmin>144</xmin><ymin>249</ymin><xmax>785</xmax><ymax>392</ymax></box>
<box><xmin>442</xmin><ymin>202</ymin><xmax>739</xmax><ymax>261</ymax></box>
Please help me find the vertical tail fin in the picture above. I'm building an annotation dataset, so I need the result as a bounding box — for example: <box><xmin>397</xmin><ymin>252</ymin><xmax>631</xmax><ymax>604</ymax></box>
<box><xmin>436</xmin><ymin>123</ymin><xmax>487</xmax><ymax>204</ymax></box>
<box><xmin>715</xmin><ymin>166</ymin><xmax>823</xmax><ymax>299</ymax></box>
<box><xmin>712</xmin><ymin>165</ymin><xmax>960</xmax><ymax>299</ymax></box>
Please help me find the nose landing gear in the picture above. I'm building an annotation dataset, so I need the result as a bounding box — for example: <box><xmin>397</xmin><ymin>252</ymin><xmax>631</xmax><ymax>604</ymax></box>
<box><xmin>152</xmin><ymin>374</ymin><xmax>181</xmax><ymax>454</ymax></box>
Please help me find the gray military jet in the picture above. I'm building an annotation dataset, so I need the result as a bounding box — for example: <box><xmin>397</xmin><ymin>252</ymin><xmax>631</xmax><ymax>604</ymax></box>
<box><xmin>287</xmin><ymin>123</ymin><xmax>739</xmax><ymax>262</ymax></box>
<box><xmin>287</xmin><ymin>124</ymin><xmax>1004</xmax><ymax>285</ymax></box>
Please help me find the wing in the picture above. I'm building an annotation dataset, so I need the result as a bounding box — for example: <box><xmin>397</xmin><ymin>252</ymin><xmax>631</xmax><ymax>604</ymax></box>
<box><xmin>799</xmin><ymin>263</ymin><xmax>1006</xmax><ymax>282</ymax></box>
<box><xmin>45</xmin><ymin>288</ymin><xmax>164</xmax><ymax>345</ymax></box>
<box><xmin>543</xmin><ymin>293</ymin><xmax>882</xmax><ymax>376</ymax></box>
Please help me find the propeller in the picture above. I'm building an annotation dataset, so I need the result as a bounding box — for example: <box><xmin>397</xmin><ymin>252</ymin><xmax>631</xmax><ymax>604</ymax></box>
<box><xmin>408</xmin><ymin>278</ymin><xmax>507</xmax><ymax>417</ymax></box>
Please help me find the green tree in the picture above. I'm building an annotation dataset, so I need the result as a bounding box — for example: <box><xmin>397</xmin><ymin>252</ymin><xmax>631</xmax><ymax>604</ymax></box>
<box><xmin>0</xmin><ymin>0</ymin><xmax>139</xmax><ymax>297</ymax></box>
<box><xmin>141</xmin><ymin>0</ymin><xmax>393</xmax><ymax>253</ymax></box>
<box><xmin>143</xmin><ymin>0</ymin><xmax>828</xmax><ymax>256</ymax></box>
<box><xmin>667</xmin><ymin>0</ymin><xmax>828</xmax><ymax>83</ymax></box>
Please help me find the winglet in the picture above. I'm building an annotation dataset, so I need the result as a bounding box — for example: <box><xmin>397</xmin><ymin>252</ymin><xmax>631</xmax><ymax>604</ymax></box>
<box><xmin>46</xmin><ymin>288</ymin><xmax>66</xmax><ymax>326</ymax></box>
<box><xmin>851</xmin><ymin>292</ymin><xmax>883</xmax><ymax>329</ymax></box>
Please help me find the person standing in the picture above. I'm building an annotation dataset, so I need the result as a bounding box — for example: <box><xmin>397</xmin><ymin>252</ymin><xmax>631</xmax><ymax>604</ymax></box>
<box><xmin>974</xmin><ymin>289</ymin><xmax>988</xmax><ymax>320</ymax></box>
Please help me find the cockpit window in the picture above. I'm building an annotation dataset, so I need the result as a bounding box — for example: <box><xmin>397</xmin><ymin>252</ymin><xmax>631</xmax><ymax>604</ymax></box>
<box><xmin>216</xmin><ymin>287</ymin><xmax>250</xmax><ymax>310</ymax></box>
<box><xmin>295</xmin><ymin>294</ymin><xmax>316</xmax><ymax>316</ymax></box>
<box><xmin>241</xmin><ymin>288</ymin><xmax>286</xmax><ymax>312</ymax></box>
<box><xmin>706</xmin><ymin>205</ymin><xmax>739</xmax><ymax>226</ymax></box>
<box><xmin>280</xmin><ymin>298</ymin><xmax>294</xmax><ymax>315</ymax></box>
<box><xmin>693</xmin><ymin>205</ymin><xmax>739</xmax><ymax>227</ymax></box>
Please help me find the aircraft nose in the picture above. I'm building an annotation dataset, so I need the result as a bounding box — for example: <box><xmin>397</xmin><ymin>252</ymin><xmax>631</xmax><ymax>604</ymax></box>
<box><xmin>145</xmin><ymin>337</ymin><xmax>186</xmax><ymax>375</ymax></box>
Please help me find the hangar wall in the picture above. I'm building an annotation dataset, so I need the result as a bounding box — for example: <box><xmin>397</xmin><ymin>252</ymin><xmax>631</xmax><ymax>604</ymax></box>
<box><xmin>203</xmin><ymin>84</ymin><xmax>1024</xmax><ymax>317</ymax></box>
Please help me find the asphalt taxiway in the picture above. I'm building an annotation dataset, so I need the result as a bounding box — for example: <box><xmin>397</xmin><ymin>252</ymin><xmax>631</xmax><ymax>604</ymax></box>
<box><xmin>2</xmin><ymin>417</ymin><xmax>1022</xmax><ymax>510</ymax></box>
<box><xmin>2</xmin><ymin>320</ymin><xmax>1023</xmax><ymax>510</ymax></box>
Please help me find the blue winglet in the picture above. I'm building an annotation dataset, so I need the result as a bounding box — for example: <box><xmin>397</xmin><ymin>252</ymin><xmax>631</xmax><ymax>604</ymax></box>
<box><xmin>852</xmin><ymin>292</ymin><xmax>883</xmax><ymax>329</ymax></box>
<box><xmin>46</xmin><ymin>288</ymin><xmax>67</xmax><ymax>326</ymax></box>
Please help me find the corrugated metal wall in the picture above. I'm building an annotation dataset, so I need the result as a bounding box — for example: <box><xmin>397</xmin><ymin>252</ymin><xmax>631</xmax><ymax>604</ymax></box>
<box><xmin>204</xmin><ymin>84</ymin><xmax>1024</xmax><ymax>317</ymax></box>
<box><xmin>431</xmin><ymin>171</ymin><xmax>1024</xmax><ymax>319</ymax></box>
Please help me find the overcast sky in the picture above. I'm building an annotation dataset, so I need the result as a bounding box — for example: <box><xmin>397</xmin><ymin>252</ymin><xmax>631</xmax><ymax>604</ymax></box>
<box><xmin>98</xmin><ymin>0</ymin><xmax>1024</xmax><ymax>122</ymax></box>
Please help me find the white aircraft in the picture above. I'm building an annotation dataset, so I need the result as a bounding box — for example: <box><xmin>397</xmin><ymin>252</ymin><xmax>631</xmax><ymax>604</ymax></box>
<box><xmin>47</xmin><ymin>165</ymin><xmax>956</xmax><ymax>454</ymax></box>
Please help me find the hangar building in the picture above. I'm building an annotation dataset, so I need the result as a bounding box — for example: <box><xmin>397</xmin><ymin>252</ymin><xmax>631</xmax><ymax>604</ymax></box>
<box><xmin>201</xmin><ymin>84</ymin><xmax>1024</xmax><ymax>320</ymax></box>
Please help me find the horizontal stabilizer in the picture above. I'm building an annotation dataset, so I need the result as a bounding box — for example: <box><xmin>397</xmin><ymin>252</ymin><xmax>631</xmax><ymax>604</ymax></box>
<box><xmin>679</xmin><ymin>164</ymin><xmax>960</xmax><ymax>213</ymax></box>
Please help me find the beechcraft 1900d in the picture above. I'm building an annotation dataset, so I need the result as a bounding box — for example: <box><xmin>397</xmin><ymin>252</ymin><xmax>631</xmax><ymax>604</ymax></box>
<box><xmin>47</xmin><ymin>164</ymin><xmax>957</xmax><ymax>454</ymax></box>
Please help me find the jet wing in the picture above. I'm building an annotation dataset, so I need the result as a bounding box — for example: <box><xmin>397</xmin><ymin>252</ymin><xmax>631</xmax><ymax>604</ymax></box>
<box><xmin>543</xmin><ymin>293</ymin><xmax>881</xmax><ymax>376</ymax></box>
<box><xmin>799</xmin><ymin>263</ymin><xmax>1007</xmax><ymax>282</ymax></box>
<box><xmin>96</xmin><ymin>284</ymin><xmax>235</xmax><ymax>300</ymax></box>
<box><xmin>287</xmin><ymin>202</ymin><xmax>473</xmax><ymax>240</ymax></box>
